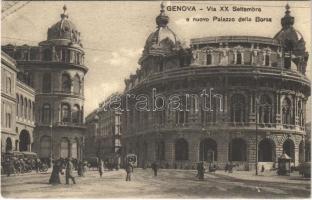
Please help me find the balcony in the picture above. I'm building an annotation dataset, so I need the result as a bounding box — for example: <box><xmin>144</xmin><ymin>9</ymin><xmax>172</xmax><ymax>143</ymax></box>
<box><xmin>126</xmin><ymin>121</ymin><xmax>304</xmax><ymax>135</ymax></box>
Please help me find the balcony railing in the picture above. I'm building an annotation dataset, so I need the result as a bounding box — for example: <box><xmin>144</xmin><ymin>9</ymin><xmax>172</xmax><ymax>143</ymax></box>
<box><xmin>126</xmin><ymin>121</ymin><xmax>304</xmax><ymax>135</ymax></box>
<box><xmin>50</xmin><ymin>122</ymin><xmax>86</xmax><ymax>128</ymax></box>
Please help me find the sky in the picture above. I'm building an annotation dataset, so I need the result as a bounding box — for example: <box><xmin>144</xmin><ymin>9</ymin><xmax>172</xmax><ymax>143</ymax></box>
<box><xmin>2</xmin><ymin>1</ymin><xmax>311</xmax><ymax>117</ymax></box>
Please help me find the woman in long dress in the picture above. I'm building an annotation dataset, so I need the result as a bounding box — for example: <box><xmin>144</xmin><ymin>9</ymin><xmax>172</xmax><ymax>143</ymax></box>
<box><xmin>49</xmin><ymin>160</ymin><xmax>63</xmax><ymax>184</ymax></box>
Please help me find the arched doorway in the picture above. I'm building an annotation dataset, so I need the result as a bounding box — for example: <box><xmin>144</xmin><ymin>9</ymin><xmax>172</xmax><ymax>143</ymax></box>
<box><xmin>299</xmin><ymin>141</ymin><xmax>304</xmax><ymax>163</ymax></box>
<box><xmin>258</xmin><ymin>138</ymin><xmax>275</xmax><ymax>162</ymax></box>
<box><xmin>155</xmin><ymin>140</ymin><xmax>165</xmax><ymax>161</ymax></box>
<box><xmin>19</xmin><ymin>130</ymin><xmax>31</xmax><ymax>151</ymax></box>
<box><xmin>60</xmin><ymin>138</ymin><xmax>70</xmax><ymax>158</ymax></box>
<box><xmin>142</xmin><ymin>142</ymin><xmax>148</xmax><ymax>168</ymax></box>
<box><xmin>175</xmin><ymin>138</ymin><xmax>188</xmax><ymax>161</ymax></box>
<box><xmin>305</xmin><ymin>141</ymin><xmax>311</xmax><ymax>162</ymax></box>
<box><xmin>199</xmin><ymin>138</ymin><xmax>217</xmax><ymax>162</ymax></box>
<box><xmin>229</xmin><ymin>138</ymin><xmax>247</xmax><ymax>161</ymax></box>
<box><xmin>71</xmin><ymin>139</ymin><xmax>78</xmax><ymax>159</ymax></box>
<box><xmin>283</xmin><ymin>139</ymin><xmax>295</xmax><ymax>162</ymax></box>
<box><xmin>6</xmin><ymin>137</ymin><xmax>12</xmax><ymax>152</ymax></box>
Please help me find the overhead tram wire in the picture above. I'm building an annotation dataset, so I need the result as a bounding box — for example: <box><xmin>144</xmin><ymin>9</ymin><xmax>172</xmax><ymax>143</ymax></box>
<box><xmin>2</xmin><ymin>36</ymin><xmax>113</xmax><ymax>53</ymax></box>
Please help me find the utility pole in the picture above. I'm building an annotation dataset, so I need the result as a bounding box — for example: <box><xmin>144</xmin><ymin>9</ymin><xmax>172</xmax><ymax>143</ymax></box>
<box><xmin>255</xmin><ymin>72</ymin><xmax>259</xmax><ymax>176</ymax></box>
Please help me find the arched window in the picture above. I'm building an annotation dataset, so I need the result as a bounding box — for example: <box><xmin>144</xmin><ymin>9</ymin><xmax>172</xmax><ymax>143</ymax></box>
<box><xmin>72</xmin><ymin>105</ymin><xmax>80</xmax><ymax>123</ymax></box>
<box><xmin>206</xmin><ymin>54</ymin><xmax>212</xmax><ymax>65</ymax></box>
<box><xmin>61</xmin><ymin>104</ymin><xmax>71</xmax><ymax>122</ymax></box>
<box><xmin>42</xmin><ymin>73</ymin><xmax>51</xmax><ymax>93</ymax></box>
<box><xmin>20</xmin><ymin>96</ymin><xmax>24</xmax><ymax>117</ymax></box>
<box><xmin>43</xmin><ymin>48</ymin><xmax>52</xmax><ymax>61</ymax></box>
<box><xmin>231</xmin><ymin>94</ymin><xmax>246</xmax><ymax>123</ymax></box>
<box><xmin>62</xmin><ymin>73</ymin><xmax>71</xmax><ymax>93</ymax></box>
<box><xmin>229</xmin><ymin>138</ymin><xmax>247</xmax><ymax>161</ymax></box>
<box><xmin>201</xmin><ymin>97</ymin><xmax>217</xmax><ymax>124</ymax></box>
<box><xmin>155</xmin><ymin>140</ymin><xmax>165</xmax><ymax>161</ymax></box>
<box><xmin>24</xmin><ymin>98</ymin><xmax>27</xmax><ymax>119</ymax></box>
<box><xmin>60</xmin><ymin>138</ymin><xmax>70</xmax><ymax>158</ymax></box>
<box><xmin>42</xmin><ymin>104</ymin><xmax>51</xmax><ymax>123</ymax></box>
<box><xmin>16</xmin><ymin>94</ymin><xmax>19</xmax><ymax>117</ymax></box>
<box><xmin>19</xmin><ymin>130</ymin><xmax>30</xmax><ymax>151</ymax></box>
<box><xmin>265</xmin><ymin>54</ymin><xmax>270</xmax><ymax>66</ymax></box>
<box><xmin>258</xmin><ymin>138</ymin><xmax>275</xmax><ymax>162</ymax></box>
<box><xmin>6</xmin><ymin>77</ymin><xmax>11</xmax><ymax>93</ymax></box>
<box><xmin>199</xmin><ymin>138</ymin><xmax>217</xmax><ymax>161</ymax></box>
<box><xmin>28</xmin><ymin>100</ymin><xmax>32</xmax><ymax>120</ymax></box>
<box><xmin>175</xmin><ymin>138</ymin><xmax>188</xmax><ymax>161</ymax></box>
<box><xmin>236</xmin><ymin>52</ymin><xmax>242</xmax><ymax>64</ymax></box>
<box><xmin>282</xmin><ymin>97</ymin><xmax>291</xmax><ymax>125</ymax></box>
<box><xmin>283</xmin><ymin>139</ymin><xmax>295</xmax><ymax>162</ymax></box>
<box><xmin>259</xmin><ymin>95</ymin><xmax>272</xmax><ymax>124</ymax></box>
<box><xmin>284</xmin><ymin>52</ymin><xmax>291</xmax><ymax>69</ymax></box>
<box><xmin>175</xmin><ymin>97</ymin><xmax>188</xmax><ymax>125</ymax></box>
<box><xmin>61</xmin><ymin>48</ymin><xmax>66</xmax><ymax>62</ymax></box>
<box><xmin>40</xmin><ymin>136</ymin><xmax>51</xmax><ymax>158</ymax></box>
<box><xmin>298</xmin><ymin>100</ymin><xmax>304</xmax><ymax>126</ymax></box>
<box><xmin>73</xmin><ymin>74</ymin><xmax>81</xmax><ymax>94</ymax></box>
<box><xmin>6</xmin><ymin>137</ymin><xmax>12</xmax><ymax>152</ymax></box>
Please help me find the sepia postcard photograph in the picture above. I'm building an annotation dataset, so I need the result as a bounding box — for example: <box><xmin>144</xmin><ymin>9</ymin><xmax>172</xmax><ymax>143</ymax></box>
<box><xmin>1</xmin><ymin>0</ymin><xmax>311</xmax><ymax>198</ymax></box>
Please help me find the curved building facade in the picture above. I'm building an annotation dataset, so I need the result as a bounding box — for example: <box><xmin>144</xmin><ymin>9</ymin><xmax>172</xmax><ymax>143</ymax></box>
<box><xmin>121</xmin><ymin>4</ymin><xmax>310</xmax><ymax>170</ymax></box>
<box><xmin>3</xmin><ymin>6</ymin><xmax>88</xmax><ymax>162</ymax></box>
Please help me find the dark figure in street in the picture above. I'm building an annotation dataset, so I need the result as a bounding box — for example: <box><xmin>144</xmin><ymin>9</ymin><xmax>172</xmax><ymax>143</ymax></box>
<box><xmin>261</xmin><ymin>165</ymin><xmax>265</xmax><ymax>173</ymax></box>
<box><xmin>98</xmin><ymin>159</ymin><xmax>103</xmax><ymax>177</ymax></box>
<box><xmin>228</xmin><ymin>162</ymin><xmax>233</xmax><ymax>173</ymax></box>
<box><xmin>65</xmin><ymin>158</ymin><xmax>76</xmax><ymax>184</ymax></box>
<box><xmin>151</xmin><ymin>161</ymin><xmax>159</xmax><ymax>177</ymax></box>
<box><xmin>125</xmin><ymin>162</ymin><xmax>133</xmax><ymax>181</ymax></box>
<box><xmin>197</xmin><ymin>162</ymin><xmax>205</xmax><ymax>180</ymax></box>
<box><xmin>77</xmin><ymin>161</ymin><xmax>85</xmax><ymax>177</ymax></box>
<box><xmin>4</xmin><ymin>158</ymin><xmax>14</xmax><ymax>177</ymax></box>
<box><xmin>49</xmin><ymin>160</ymin><xmax>63</xmax><ymax>185</ymax></box>
<box><xmin>224</xmin><ymin>163</ymin><xmax>228</xmax><ymax>172</ymax></box>
<box><xmin>35</xmin><ymin>158</ymin><xmax>40</xmax><ymax>173</ymax></box>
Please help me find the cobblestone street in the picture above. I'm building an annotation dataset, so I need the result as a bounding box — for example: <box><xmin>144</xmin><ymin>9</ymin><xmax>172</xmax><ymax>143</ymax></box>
<box><xmin>1</xmin><ymin>169</ymin><xmax>310</xmax><ymax>198</ymax></box>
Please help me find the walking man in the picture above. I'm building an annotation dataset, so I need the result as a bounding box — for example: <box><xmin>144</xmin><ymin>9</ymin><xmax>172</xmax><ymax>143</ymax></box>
<box><xmin>125</xmin><ymin>161</ymin><xmax>133</xmax><ymax>181</ymax></box>
<box><xmin>197</xmin><ymin>162</ymin><xmax>205</xmax><ymax>180</ymax></box>
<box><xmin>98</xmin><ymin>159</ymin><xmax>103</xmax><ymax>177</ymax></box>
<box><xmin>151</xmin><ymin>161</ymin><xmax>159</xmax><ymax>177</ymax></box>
<box><xmin>65</xmin><ymin>158</ymin><xmax>76</xmax><ymax>185</ymax></box>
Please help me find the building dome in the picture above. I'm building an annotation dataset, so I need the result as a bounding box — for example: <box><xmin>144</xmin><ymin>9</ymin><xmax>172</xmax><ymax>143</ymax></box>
<box><xmin>274</xmin><ymin>4</ymin><xmax>305</xmax><ymax>55</ymax></box>
<box><xmin>139</xmin><ymin>3</ymin><xmax>180</xmax><ymax>63</ymax></box>
<box><xmin>47</xmin><ymin>5</ymin><xmax>82</xmax><ymax>47</ymax></box>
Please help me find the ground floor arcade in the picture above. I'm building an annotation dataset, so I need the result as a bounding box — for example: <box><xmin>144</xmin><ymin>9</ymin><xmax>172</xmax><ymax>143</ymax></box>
<box><xmin>33</xmin><ymin>126</ymin><xmax>85</xmax><ymax>163</ymax></box>
<box><xmin>1</xmin><ymin>125</ymin><xmax>34</xmax><ymax>154</ymax></box>
<box><xmin>122</xmin><ymin>130</ymin><xmax>309</xmax><ymax>170</ymax></box>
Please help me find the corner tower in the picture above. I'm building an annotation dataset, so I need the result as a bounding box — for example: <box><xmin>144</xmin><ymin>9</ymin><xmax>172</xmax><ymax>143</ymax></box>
<box><xmin>3</xmin><ymin>5</ymin><xmax>88</xmax><ymax>162</ymax></box>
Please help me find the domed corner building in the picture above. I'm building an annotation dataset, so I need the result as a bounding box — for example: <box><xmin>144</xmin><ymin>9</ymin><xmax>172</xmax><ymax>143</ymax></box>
<box><xmin>2</xmin><ymin>6</ymin><xmax>88</xmax><ymax>162</ymax></box>
<box><xmin>121</xmin><ymin>4</ymin><xmax>310</xmax><ymax>170</ymax></box>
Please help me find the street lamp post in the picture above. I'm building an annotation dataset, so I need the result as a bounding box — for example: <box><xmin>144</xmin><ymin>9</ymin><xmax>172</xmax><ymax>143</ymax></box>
<box><xmin>49</xmin><ymin>121</ymin><xmax>53</xmax><ymax>168</ymax></box>
<box><xmin>255</xmin><ymin>98</ymin><xmax>258</xmax><ymax>176</ymax></box>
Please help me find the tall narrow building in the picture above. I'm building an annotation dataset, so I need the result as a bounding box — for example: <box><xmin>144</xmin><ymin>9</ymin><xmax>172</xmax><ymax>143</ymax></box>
<box><xmin>2</xmin><ymin>6</ymin><xmax>88</xmax><ymax>162</ymax></box>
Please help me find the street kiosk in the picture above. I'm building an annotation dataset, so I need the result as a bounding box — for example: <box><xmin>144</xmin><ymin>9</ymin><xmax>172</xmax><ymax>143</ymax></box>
<box><xmin>277</xmin><ymin>153</ymin><xmax>291</xmax><ymax>176</ymax></box>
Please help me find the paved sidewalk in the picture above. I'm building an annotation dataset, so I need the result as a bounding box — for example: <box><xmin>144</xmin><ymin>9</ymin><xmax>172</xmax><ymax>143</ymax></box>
<box><xmin>213</xmin><ymin>170</ymin><xmax>310</xmax><ymax>185</ymax></box>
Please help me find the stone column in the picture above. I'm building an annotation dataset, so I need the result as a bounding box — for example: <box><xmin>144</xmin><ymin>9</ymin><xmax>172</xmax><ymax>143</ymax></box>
<box><xmin>189</xmin><ymin>137</ymin><xmax>200</xmax><ymax>168</ymax></box>
<box><xmin>216</xmin><ymin>133</ymin><xmax>229</xmax><ymax>169</ymax></box>
<box><xmin>247</xmin><ymin>135</ymin><xmax>257</xmax><ymax>170</ymax></box>
<box><xmin>165</xmin><ymin>138</ymin><xmax>175</xmax><ymax>168</ymax></box>
<box><xmin>294</xmin><ymin>144</ymin><xmax>299</xmax><ymax>167</ymax></box>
